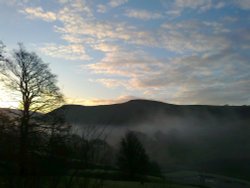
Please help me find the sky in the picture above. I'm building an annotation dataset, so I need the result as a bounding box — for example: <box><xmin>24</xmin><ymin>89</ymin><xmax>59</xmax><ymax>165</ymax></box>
<box><xmin>0</xmin><ymin>0</ymin><xmax>249</xmax><ymax>108</ymax></box>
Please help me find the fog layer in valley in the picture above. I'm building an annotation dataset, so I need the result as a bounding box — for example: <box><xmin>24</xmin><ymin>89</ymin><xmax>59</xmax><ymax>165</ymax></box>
<box><xmin>60</xmin><ymin>100</ymin><xmax>250</xmax><ymax>180</ymax></box>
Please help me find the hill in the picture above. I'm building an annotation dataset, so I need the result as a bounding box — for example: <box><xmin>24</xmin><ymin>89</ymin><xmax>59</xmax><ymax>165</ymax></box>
<box><xmin>47</xmin><ymin>99</ymin><xmax>250</xmax><ymax>180</ymax></box>
<box><xmin>48</xmin><ymin>99</ymin><xmax>250</xmax><ymax>126</ymax></box>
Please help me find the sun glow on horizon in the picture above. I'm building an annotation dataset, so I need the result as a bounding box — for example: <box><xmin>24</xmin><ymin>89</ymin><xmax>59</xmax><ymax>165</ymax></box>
<box><xmin>65</xmin><ymin>95</ymin><xmax>137</xmax><ymax>106</ymax></box>
<box><xmin>0</xmin><ymin>86</ymin><xmax>19</xmax><ymax>109</ymax></box>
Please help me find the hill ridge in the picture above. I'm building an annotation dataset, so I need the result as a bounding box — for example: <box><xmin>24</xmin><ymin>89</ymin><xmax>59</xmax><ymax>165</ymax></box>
<box><xmin>48</xmin><ymin>99</ymin><xmax>250</xmax><ymax>126</ymax></box>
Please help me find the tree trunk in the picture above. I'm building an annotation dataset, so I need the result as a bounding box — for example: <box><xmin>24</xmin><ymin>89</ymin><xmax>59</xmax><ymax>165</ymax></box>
<box><xmin>19</xmin><ymin>103</ymin><xmax>30</xmax><ymax>176</ymax></box>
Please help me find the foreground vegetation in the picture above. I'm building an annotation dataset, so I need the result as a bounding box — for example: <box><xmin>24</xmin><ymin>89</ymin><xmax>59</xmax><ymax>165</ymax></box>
<box><xmin>0</xmin><ymin>42</ymin><xmax>165</xmax><ymax>187</ymax></box>
<box><xmin>0</xmin><ymin>176</ymin><xmax>198</xmax><ymax>188</ymax></box>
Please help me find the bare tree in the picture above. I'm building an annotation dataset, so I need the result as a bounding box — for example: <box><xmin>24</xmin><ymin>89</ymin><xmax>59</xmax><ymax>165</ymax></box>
<box><xmin>0</xmin><ymin>42</ymin><xmax>64</xmax><ymax>176</ymax></box>
<box><xmin>0</xmin><ymin>41</ymin><xmax>5</xmax><ymax>59</ymax></box>
<box><xmin>64</xmin><ymin>125</ymin><xmax>112</xmax><ymax>188</ymax></box>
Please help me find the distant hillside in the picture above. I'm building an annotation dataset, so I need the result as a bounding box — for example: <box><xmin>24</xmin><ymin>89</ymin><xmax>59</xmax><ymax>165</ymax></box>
<box><xmin>48</xmin><ymin>99</ymin><xmax>250</xmax><ymax>126</ymax></box>
<box><xmin>3</xmin><ymin>100</ymin><xmax>250</xmax><ymax>180</ymax></box>
<box><xmin>0</xmin><ymin>108</ymin><xmax>22</xmax><ymax>118</ymax></box>
<box><xmin>48</xmin><ymin>99</ymin><xmax>250</xmax><ymax>180</ymax></box>
<box><xmin>0</xmin><ymin>108</ymin><xmax>42</xmax><ymax>118</ymax></box>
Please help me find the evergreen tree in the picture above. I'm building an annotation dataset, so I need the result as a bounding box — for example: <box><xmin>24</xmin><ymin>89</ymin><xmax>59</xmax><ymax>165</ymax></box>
<box><xmin>117</xmin><ymin>131</ymin><xmax>149</xmax><ymax>179</ymax></box>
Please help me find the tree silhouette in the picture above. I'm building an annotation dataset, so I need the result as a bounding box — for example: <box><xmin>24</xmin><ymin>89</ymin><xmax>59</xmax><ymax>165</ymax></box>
<box><xmin>117</xmin><ymin>131</ymin><xmax>149</xmax><ymax>180</ymax></box>
<box><xmin>0</xmin><ymin>42</ymin><xmax>64</xmax><ymax>176</ymax></box>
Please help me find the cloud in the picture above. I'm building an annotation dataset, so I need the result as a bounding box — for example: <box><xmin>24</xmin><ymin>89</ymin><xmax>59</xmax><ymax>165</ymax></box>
<box><xmin>40</xmin><ymin>43</ymin><xmax>91</xmax><ymax>60</ymax></box>
<box><xmin>52</xmin><ymin>13</ymin><xmax>233</xmax><ymax>56</ymax></box>
<box><xmin>55</xmin><ymin>7</ymin><xmax>131</xmax><ymax>41</ymax></box>
<box><xmin>20</xmin><ymin>2</ymin><xmax>157</xmax><ymax>61</ymax></box>
<box><xmin>174</xmin><ymin>0</ymin><xmax>212</xmax><ymax>11</ymax></box>
<box><xmin>14</xmin><ymin>0</ymin><xmax>250</xmax><ymax>105</ymax></box>
<box><xmin>138</xmin><ymin>50</ymin><xmax>249</xmax><ymax>105</ymax></box>
<box><xmin>87</xmin><ymin>43</ymin><xmax>250</xmax><ymax>105</ymax></box>
<box><xmin>51</xmin><ymin>12</ymin><xmax>233</xmax><ymax>55</ymax></box>
<box><xmin>86</xmin><ymin>49</ymin><xmax>162</xmax><ymax>78</ymax></box>
<box><xmin>97</xmin><ymin>0</ymin><xmax>128</xmax><ymax>13</ymax></box>
<box><xmin>167</xmin><ymin>0</ymin><xmax>228</xmax><ymax>16</ymax></box>
<box><xmin>108</xmin><ymin>0</ymin><xmax>128</xmax><ymax>8</ymax></box>
<box><xmin>91</xmin><ymin>42</ymin><xmax>120</xmax><ymax>53</ymax></box>
<box><xmin>165</xmin><ymin>10</ymin><xmax>181</xmax><ymax>17</ymax></box>
<box><xmin>131</xmin><ymin>49</ymin><xmax>249</xmax><ymax>88</ymax></box>
<box><xmin>71</xmin><ymin>0</ymin><xmax>93</xmax><ymax>16</ymax></box>
<box><xmin>61</xmin><ymin>34</ymin><xmax>86</xmax><ymax>44</ymax></box>
<box><xmin>214</xmin><ymin>2</ymin><xmax>225</xmax><ymax>9</ymax></box>
<box><xmin>125</xmin><ymin>9</ymin><xmax>163</xmax><ymax>20</ymax></box>
<box><xmin>53</xmin><ymin>5</ymin><xmax>159</xmax><ymax>48</ymax></box>
<box><xmin>160</xmin><ymin>20</ymin><xmax>230</xmax><ymax>53</ymax></box>
<box><xmin>169</xmin><ymin>0</ymin><xmax>250</xmax><ymax>15</ymax></box>
<box><xmin>234</xmin><ymin>0</ymin><xmax>250</xmax><ymax>10</ymax></box>
<box><xmin>20</xmin><ymin>7</ymin><xmax>57</xmax><ymax>22</ymax></box>
<box><xmin>54</xmin><ymin>5</ymin><xmax>232</xmax><ymax>55</ymax></box>
<box><xmin>57</xmin><ymin>0</ymin><xmax>69</xmax><ymax>4</ymax></box>
<box><xmin>0</xmin><ymin>0</ymin><xmax>31</xmax><ymax>6</ymax></box>
<box><xmin>97</xmin><ymin>4</ymin><xmax>107</xmax><ymax>13</ymax></box>
<box><xmin>171</xmin><ymin>80</ymin><xmax>250</xmax><ymax>105</ymax></box>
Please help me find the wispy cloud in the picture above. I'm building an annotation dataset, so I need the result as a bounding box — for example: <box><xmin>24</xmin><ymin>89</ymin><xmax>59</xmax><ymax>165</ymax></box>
<box><xmin>165</xmin><ymin>0</ymin><xmax>227</xmax><ymax>17</ymax></box>
<box><xmin>20</xmin><ymin>7</ymin><xmax>56</xmax><ymax>22</ymax></box>
<box><xmin>88</xmin><ymin>48</ymin><xmax>250</xmax><ymax>105</ymax></box>
<box><xmin>159</xmin><ymin>20</ymin><xmax>231</xmax><ymax>53</ymax></box>
<box><xmin>40</xmin><ymin>43</ymin><xmax>91</xmax><ymax>60</ymax></box>
<box><xmin>97</xmin><ymin>0</ymin><xmax>128</xmax><ymax>13</ymax></box>
<box><xmin>234</xmin><ymin>0</ymin><xmax>250</xmax><ymax>10</ymax></box>
<box><xmin>91</xmin><ymin>42</ymin><xmax>120</xmax><ymax>53</ymax></box>
<box><xmin>94</xmin><ymin>78</ymin><xmax>126</xmax><ymax>88</ymax></box>
<box><xmin>97</xmin><ymin>4</ymin><xmax>107</xmax><ymax>13</ymax></box>
<box><xmin>125</xmin><ymin>9</ymin><xmax>163</xmax><ymax>20</ymax></box>
<box><xmin>8</xmin><ymin>0</ymin><xmax>250</xmax><ymax>105</ymax></box>
<box><xmin>174</xmin><ymin>0</ymin><xmax>212</xmax><ymax>11</ymax></box>
<box><xmin>108</xmin><ymin>0</ymin><xmax>128</xmax><ymax>8</ymax></box>
<box><xmin>23</xmin><ymin>2</ymin><xmax>231</xmax><ymax>55</ymax></box>
<box><xmin>57</xmin><ymin>0</ymin><xmax>69</xmax><ymax>4</ymax></box>
<box><xmin>54</xmin><ymin>7</ymin><xmax>131</xmax><ymax>41</ymax></box>
<box><xmin>0</xmin><ymin>0</ymin><xmax>31</xmax><ymax>6</ymax></box>
<box><xmin>86</xmin><ymin>49</ymin><xmax>161</xmax><ymax>78</ymax></box>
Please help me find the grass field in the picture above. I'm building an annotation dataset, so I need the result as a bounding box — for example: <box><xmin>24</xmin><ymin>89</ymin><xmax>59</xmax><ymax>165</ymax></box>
<box><xmin>0</xmin><ymin>176</ymin><xmax>198</xmax><ymax>188</ymax></box>
<box><xmin>55</xmin><ymin>176</ymin><xmax>198</xmax><ymax>188</ymax></box>
<box><xmin>1</xmin><ymin>170</ymin><xmax>250</xmax><ymax>188</ymax></box>
<box><xmin>102</xmin><ymin>180</ymin><xmax>196</xmax><ymax>188</ymax></box>
<box><xmin>56</xmin><ymin>178</ymin><xmax>198</xmax><ymax>188</ymax></box>
<box><xmin>164</xmin><ymin>171</ymin><xmax>250</xmax><ymax>188</ymax></box>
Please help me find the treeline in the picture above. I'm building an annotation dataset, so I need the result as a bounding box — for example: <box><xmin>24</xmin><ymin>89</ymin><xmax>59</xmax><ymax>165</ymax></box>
<box><xmin>0</xmin><ymin>110</ymin><xmax>161</xmax><ymax>188</ymax></box>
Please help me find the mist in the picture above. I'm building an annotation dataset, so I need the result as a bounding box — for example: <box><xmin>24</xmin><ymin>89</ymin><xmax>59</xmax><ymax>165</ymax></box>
<box><xmin>95</xmin><ymin>110</ymin><xmax>250</xmax><ymax>179</ymax></box>
<box><xmin>50</xmin><ymin>100</ymin><xmax>250</xmax><ymax>180</ymax></box>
